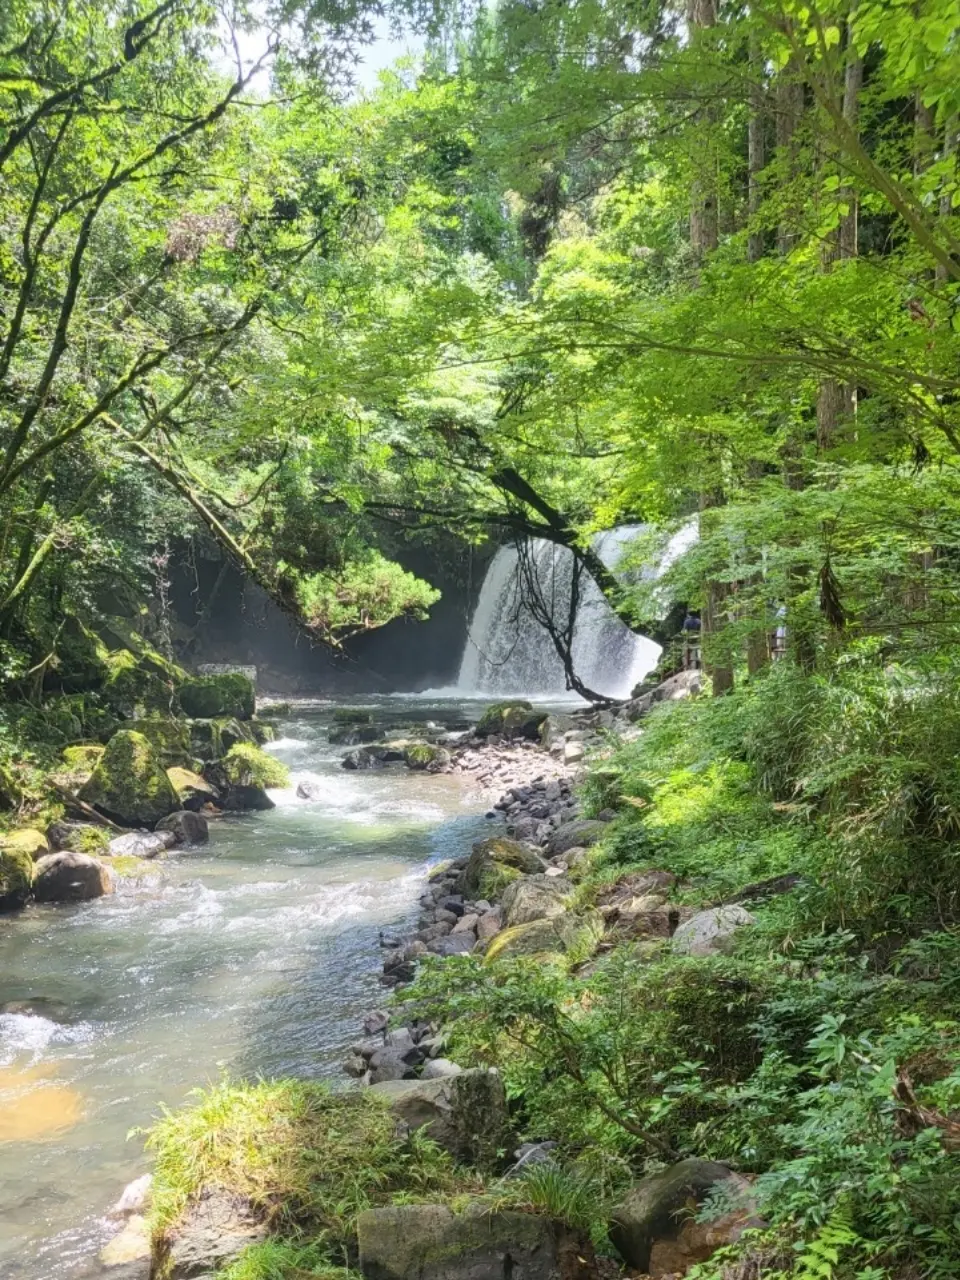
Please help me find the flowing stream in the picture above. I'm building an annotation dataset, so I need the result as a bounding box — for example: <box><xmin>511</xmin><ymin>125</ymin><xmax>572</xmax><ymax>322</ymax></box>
<box><xmin>0</xmin><ymin>700</ymin><xmax>489</xmax><ymax>1280</ymax></box>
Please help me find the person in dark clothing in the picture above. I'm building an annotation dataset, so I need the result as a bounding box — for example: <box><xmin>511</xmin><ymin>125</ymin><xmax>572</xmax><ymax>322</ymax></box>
<box><xmin>681</xmin><ymin>612</ymin><xmax>701</xmax><ymax>670</ymax></box>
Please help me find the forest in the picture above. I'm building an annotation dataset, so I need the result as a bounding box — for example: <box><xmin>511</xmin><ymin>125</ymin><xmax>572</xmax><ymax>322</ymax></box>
<box><xmin>4</xmin><ymin>0</ymin><xmax>960</xmax><ymax>1278</ymax></box>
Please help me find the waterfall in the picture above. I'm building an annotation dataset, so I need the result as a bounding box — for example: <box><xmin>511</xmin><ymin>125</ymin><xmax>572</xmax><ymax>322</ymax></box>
<box><xmin>456</xmin><ymin>529</ymin><xmax>662</xmax><ymax>701</ymax></box>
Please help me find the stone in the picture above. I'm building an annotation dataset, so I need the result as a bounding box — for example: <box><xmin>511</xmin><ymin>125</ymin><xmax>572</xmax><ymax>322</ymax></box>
<box><xmin>457</xmin><ymin>837</ymin><xmax>545</xmax><ymax>899</ymax></box>
<box><xmin>296</xmin><ymin>780</ymin><xmax>323</xmax><ymax>800</ymax></box>
<box><xmin>451</xmin><ymin>913</ymin><xmax>479</xmax><ymax>935</ymax></box>
<box><xmin>476</xmin><ymin>701</ymin><xmax>534</xmax><ymax>737</ymax></box>
<box><xmin>369</xmin><ymin>1068</ymin><xmax>510</xmax><ymax>1170</ymax></box>
<box><xmin>404</xmin><ymin>743</ymin><xmax>451</xmax><ymax>771</ymax></box>
<box><xmin>166</xmin><ymin>766</ymin><xmax>221</xmax><ymax>811</ymax></box>
<box><xmin>501</xmin><ymin>875</ymin><xmax>571</xmax><ymax>927</ymax></box>
<box><xmin>45</xmin><ymin>820</ymin><xmax>109</xmax><ymax>855</ymax></box>
<box><xmin>342</xmin><ymin>745</ymin><xmax>403</xmax><ymax>770</ymax></box>
<box><xmin>156</xmin><ymin>1188</ymin><xmax>266</xmax><ymax>1279</ymax></box>
<box><xmin>609</xmin><ymin>1158</ymin><xmax>760</xmax><ymax>1276</ymax></box>
<box><xmin>507</xmin><ymin>1141</ymin><xmax>558</xmax><ymax>1176</ymax></box>
<box><xmin>107</xmin><ymin>830</ymin><xmax>176</xmax><ymax>859</ymax></box>
<box><xmin>33</xmin><ymin>851</ymin><xmax>114</xmax><ymax>902</ymax></box>
<box><xmin>625</xmin><ymin>669</ymin><xmax>703</xmax><ymax>723</ymax></box>
<box><xmin>100</xmin><ymin>1213</ymin><xmax>150</xmax><ymax>1275</ymax></box>
<box><xmin>429</xmin><ymin>933</ymin><xmax>476</xmax><ymax>957</ymax></box>
<box><xmin>80</xmin><ymin>730</ymin><xmax>180</xmax><ymax>828</ymax></box>
<box><xmin>564</xmin><ymin>740</ymin><xmax>586</xmax><ymax>765</ymax></box>
<box><xmin>178</xmin><ymin>673</ymin><xmax>255</xmax><ymax>720</ymax></box>
<box><xmin>0</xmin><ymin>840</ymin><xmax>34</xmax><ymax>910</ymax></box>
<box><xmin>357</xmin><ymin>1203</ymin><xmax>595</xmax><ymax>1280</ymax></box>
<box><xmin>156</xmin><ymin>810</ymin><xmax>210</xmax><ymax>846</ymax></box>
<box><xmin>484</xmin><ymin>912</ymin><xmax>604</xmax><ymax>964</ymax></box>
<box><xmin>437</xmin><ymin>894</ymin><xmax>465</xmax><ymax>916</ymax></box>
<box><xmin>422</xmin><ymin>1057</ymin><xmax>462</xmax><ymax>1080</ymax></box>
<box><xmin>545</xmin><ymin>821</ymin><xmax>606</xmax><ymax>859</ymax></box>
<box><xmin>328</xmin><ymin>723</ymin><xmax>381</xmax><ymax>745</ymax></box>
<box><xmin>672</xmin><ymin>905</ymin><xmax>755</xmax><ymax>957</ymax></box>
<box><xmin>363</xmin><ymin>1010</ymin><xmax>390</xmax><ymax>1036</ymax></box>
<box><xmin>125</xmin><ymin>718</ymin><xmax>192</xmax><ymax>767</ymax></box>
<box><xmin>343</xmin><ymin>1054</ymin><xmax>368</xmax><ymax>1078</ymax></box>
<box><xmin>476</xmin><ymin>908</ymin><xmax>503</xmax><ymax>942</ymax></box>
<box><xmin>368</xmin><ymin>1049</ymin><xmax>415</xmax><ymax>1084</ymax></box>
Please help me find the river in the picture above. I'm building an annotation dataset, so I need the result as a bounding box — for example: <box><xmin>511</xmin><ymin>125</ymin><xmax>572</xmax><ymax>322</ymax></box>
<box><xmin>0</xmin><ymin>699</ymin><xmax>490</xmax><ymax>1280</ymax></box>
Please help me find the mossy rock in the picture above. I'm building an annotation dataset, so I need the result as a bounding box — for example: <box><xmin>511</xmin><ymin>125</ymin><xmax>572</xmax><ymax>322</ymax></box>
<box><xmin>179</xmin><ymin>674</ymin><xmax>255</xmax><ymax>721</ymax></box>
<box><xmin>483</xmin><ymin>911</ymin><xmax>604</xmax><ymax>964</ymax></box>
<box><xmin>476</xmin><ymin>700</ymin><xmax>532</xmax><ymax>736</ymax></box>
<box><xmin>125</xmin><ymin>719</ymin><xmax>192</xmax><ymax>767</ymax></box>
<box><xmin>102</xmin><ymin>649</ymin><xmax>178</xmax><ymax>716</ymax></box>
<box><xmin>215</xmin><ymin>717</ymin><xmax>256</xmax><ymax>753</ymax></box>
<box><xmin>331</xmin><ymin>708</ymin><xmax>373</xmax><ymax>725</ymax></box>
<box><xmin>0</xmin><ymin>840</ymin><xmax>34</xmax><ymax>909</ymax></box>
<box><xmin>79</xmin><ymin>730</ymin><xmax>180</xmax><ymax>828</ymax></box>
<box><xmin>0</xmin><ymin>763</ymin><xmax>21</xmax><ymax>811</ymax></box>
<box><xmin>223</xmin><ymin>743</ymin><xmax>289</xmax><ymax>790</ymax></box>
<box><xmin>187</xmin><ymin>719</ymin><xmax>223</xmax><ymax>762</ymax></box>
<box><xmin>2</xmin><ymin>828</ymin><xmax>49</xmax><ymax>861</ymax></box>
<box><xmin>403</xmin><ymin>743</ymin><xmax>450</xmax><ymax>771</ymax></box>
<box><xmin>46</xmin><ymin>615</ymin><xmax>108</xmax><ymax>693</ymax></box>
<box><xmin>47</xmin><ymin>821</ymin><xmax>110</xmax><ymax>855</ymax></box>
<box><xmin>56</xmin><ymin>743</ymin><xmax>105</xmax><ymax>789</ymax></box>
<box><xmin>167</xmin><ymin>767</ymin><xmax>222</xmax><ymax>811</ymax></box>
<box><xmin>329</xmin><ymin>723</ymin><xmax>381</xmax><ymax>745</ymax></box>
<box><xmin>250</xmin><ymin>720</ymin><xmax>276</xmax><ymax>745</ymax></box>
<box><xmin>457</xmin><ymin>837</ymin><xmax>544</xmax><ymax>898</ymax></box>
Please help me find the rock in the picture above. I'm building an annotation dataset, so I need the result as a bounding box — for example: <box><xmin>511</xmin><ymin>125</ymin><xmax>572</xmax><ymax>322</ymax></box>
<box><xmin>457</xmin><ymin>837</ymin><xmax>545</xmax><ymax>899</ymax></box>
<box><xmin>125</xmin><ymin>718</ymin><xmax>192</xmax><ymax>767</ymax></box>
<box><xmin>357</xmin><ymin>1203</ymin><xmax>595</xmax><ymax>1280</ymax></box>
<box><xmin>545</xmin><ymin>821</ymin><xmax>606</xmax><ymax>858</ymax></box>
<box><xmin>369</xmin><ymin>1068</ymin><xmax>510</xmax><ymax>1170</ymax></box>
<box><xmin>403</xmin><ymin>743</ymin><xmax>451</xmax><ymax>771</ymax></box>
<box><xmin>484</xmin><ymin>912</ymin><xmax>604</xmax><ymax>964</ymax></box>
<box><xmin>564</xmin><ymin>741</ymin><xmax>586</xmax><ymax>765</ymax></box>
<box><xmin>329</xmin><ymin>723</ymin><xmax>381</xmax><ymax>745</ymax></box>
<box><xmin>331</xmin><ymin>707</ymin><xmax>373</xmax><ymax>725</ymax></box>
<box><xmin>422</xmin><ymin>1057</ymin><xmax>462</xmax><ymax>1079</ymax></box>
<box><xmin>476</xmin><ymin>908</ymin><xmax>503</xmax><ymax>942</ymax></box>
<box><xmin>342</xmin><ymin>745</ymin><xmax>403</xmax><ymax>770</ymax></box>
<box><xmin>100</xmin><ymin>1213</ymin><xmax>150</xmax><ymax>1275</ymax></box>
<box><xmin>368</xmin><ymin>1050</ymin><xmax>415</xmax><ymax>1084</ymax></box>
<box><xmin>609</xmin><ymin>1158</ymin><xmax>760</xmax><ymax>1276</ymax></box>
<box><xmin>429</xmin><ymin>933</ymin><xmax>476</xmax><ymax>957</ymax></box>
<box><xmin>156</xmin><ymin>1188</ymin><xmax>266</xmax><ymax>1279</ymax></box>
<box><xmin>2</xmin><ymin>828</ymin><xmax>49</xmax><ymax>860</ymax></box>
<box><xmin>45</xmin><ymin>820</ymin><xmax>109</xmax><ymax>855</ymax></box>
<box><xmin>437</xmin><ymin>894</ymin><xmax>465</xmax><ymax>916</ymax></box>
<box><xmin>111</xmin><ymin>1174</ymin><xmax>152</xmax><ymax>1218</ymax></box>
<box><xmin>363</xmin><ymin>1010</ymin><xmax>390</xmax><ymax>1036</ymax></box>
<box><xmin>80</xmin><ymin>730</ymin><xmax>180</xmax><ymax>828</ymax></box>
<box><xmin>179</xmin><ymin>673</ymin><xmax>255</xmax><ymax>721</ymax></box>
<box><xmin>672</xmin><ymin>905</ymin><xmax>755</xmax><ymax>957</ymax></box>
<box><xmin>451</xmin><ymin>913</ymin><xmax>479</xmax><ymax>935</ymax></box>
<box><xmin>297</xmin><ymin>780</ymin><xmax>323</xmax><ymax>800</ymax></box>
<box><xmin>344</xmin><ymin>1053</ymin><xmax>369</xmax><ymax>1078</ymax></box>
<box><xmin>501</xmin><ymin>875</ymin><xmax>571</xmax><ymax>927</ymax></box>
<box><xmin>507</xmin><ymin>1141</ymin><xmax>558</xmax><ymax>1176</ymax></box>
<box><xmin>0</xmin><ymin>840</ymin><xmax>34</xmax><ymax>910</ymax></box>
<box><xmin>539</xmin><ymin>715</ymin><xmax>576</xmax><ymax>751</ymax></box>
<box><xmin>625</xmin><ymin>669</ymin><xmax>703</xmax><ymax>722</ymax></box>
<box><xmin>476</xmin><ymin>700</ymin><xmax>533</xmax><ymax>737</ymax></box>
<box><xmin>107</xmin><ymin>830</ymin><xmax>177</xmax><ymax>858</ymax></box>
<box><xmin>597</xmin><ymin>870</ymin><xmax>677</xmax><ymax>906</ymax></box>
<box><xmin>156</xmin><ymin>810</ymin><xmax>209</xmax><ymax>846</ymax></box>
<box><xmin>33</xmin><ymin>851</ymin><xmax>113</xmax><ymax>902</ymax></box>
<box><xmin>166</xmin><ymin>766</ymin><xmax>221</xmax><ymax>811</ymax></box>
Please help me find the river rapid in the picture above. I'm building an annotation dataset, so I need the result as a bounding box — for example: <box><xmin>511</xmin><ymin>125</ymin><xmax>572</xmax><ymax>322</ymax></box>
<box><xmin>0</xmin><ymin>700</ymin><xmax>490</xmax><ymax>1280</ymax></box>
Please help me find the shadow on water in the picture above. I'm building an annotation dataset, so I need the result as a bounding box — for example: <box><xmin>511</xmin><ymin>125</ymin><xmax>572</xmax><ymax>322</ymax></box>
<box><xmin>0</xmin><ymin>700</ymin><xmax>490</xmax><ymax>1280</ymax></box>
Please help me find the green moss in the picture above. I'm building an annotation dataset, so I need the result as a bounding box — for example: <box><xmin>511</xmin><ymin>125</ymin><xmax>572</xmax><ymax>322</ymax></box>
<box><xmin>404</xmin><ymin>743</ymin><xmax>446</xmax><ymax>770</ymax></box>
<box><xmin>483</xmin><ymin>912</ymin><xmax>603</xmax><ymax>964</ymax></box>
<box><xmin>476</xmin><ymin>701</ymin><xmax>532</xmax><ymax>736</ymax></box>
<box><xmin>0</xmin><ymin>841</ymin><xmax>34</xmax><ymax>907</ymax></box>
<box><xmin>180</xmin><ymin>674</ymin><xmax>255</xmax><ymax>721</ymax></box>
<box><xmin>223</xmin><ymin>743</ymin><xmax>289</xmax><ymax>790</ymax></box>
<box><xmin>216</xmin><ymin>717</ymin><xmax>256</xmax><ymax>753</ymax></box>
<box><xmin>126</xmin><ymin>719</ymin><xmax>192</xmax><ymax>767</ymax></box>
<box><xmin>146</xmin><ymin>1078</ymin><xmax>463</xmax><ymax>1247</ymax></box>
<box><xmin>108</xmin><ymin>854</ymin><xmax>153</xmax><ymax>878</ymax></box>
<box><xmin>103</xmin><ymin>649</ymin><xmax>178</xmax><ymax>715</ymax></box>
<box><xmin>167</xmin><ymin>766</ymin><xmax>219</xmax><ymax>806</ymax></box>
<box><xmin>62</xmin><ymin>744</ymin><xmax>105</xmax><ymax>771</ymax></box>
<box><xmin>79</xmin><ymin>729</ymin><xmax>179</xmax><ymax>827</ymax></box>
<box><xmin>188</xmin><ymin>719</ymin><xmax>223</xmax><ymax>762</ymax></box>
<box><xmin>458</xmin><ymin>837</ymin><xmax>544</xmax><ymax>898</ymax></box>
<box><xmin>331</xmin><ymin>708</ymin><xmax>373</xmax><ymax>725</ymax></box>
<box><xmin>1</xmin><ymin>828</ymin><xmax>48</xmax><ymax>859</ymax></box>
<box><xmin>478</xmin><ymin>863</ymin><xmax>521</xmax><ymax>901</ymax></box>
<box><xmin>221</xmin><ymin>1241</ymin><xmax>357</xmax><ymax>1280</ymax></box>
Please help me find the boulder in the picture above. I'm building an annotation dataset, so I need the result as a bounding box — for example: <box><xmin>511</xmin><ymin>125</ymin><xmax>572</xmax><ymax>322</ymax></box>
<box><xmin>564</xmin><ymin>741</ymin><xmax>586</xmax><ymax>765</ymax></box>
<box><xmin>370</xmin><ymin>1067</ymin><xmax>510</xmax><ymax>1170</ymax></box>
<box><xmin>457</xmin><ymin>837</ymin><xmax>545</xmax><ymax>899</ymax></box>
<box><xmin>99</xmin><ymin>1214</ymin><xmax>150</xmax><ymax>1276</ymax></box>
<box><xmin>33</xmin><ymin>851</ymin><xmax>113</xmax><ymax>902</ymax></box>
<box><xmin>484</xmin><ymin>912</ymin><xmax>604</xmax><ymax>964</ymax></box>
<box><xmin>59</xmin><ymin>743</ymin><xmax>104</xmax><ymax>786</ymax></box>
<box><xmin>422</xmin><ymin>1058</ymin><xmax>462</xmax><ymax>1079</ymax></box>
<box><xmin>166</xmin><ymin>767</ymin><xmax>221</xmax><ymax>812</ymax></box>
<box><xmin>46</xmin><ymin>821</ymin><xmax>109</xmax><ymax>855</ymax></box>
<box><xmin>477</xmin><ymin>907</ymin><xmax>503</xmax><ymax>942</ymax></box>
<box><xmin>476</xmin><ymin>701</ymin><xmax>546</xmax><ymax>740</ymax></box>
<box><xmin>342</xmin><ymin>745</ymin><xmax>404</xmax><ymax>771</ymax></box>
<box><xmin>187</xmin><ymin>719</ymin><xmax>223</xmax><ymax>762</ymax></box>
<box><xmin>429</xmin><ymin>933</ymin><xmax>476</xmax><ymax>957</ymax></box>
<box><xmin>297</xmin><ymin>780</ymin><xmax>323</xmax><ymax>800</ymax></box>
<box><xmin>501</xmin><ymin>876</ymin><xmax>571</xmax><ymax>928</ymax></box>
<box><xmin>357</xmin><ymin>1203</ymin><xmax>596</xmax><ymax>1280</ymax></box>
<box><xmin>157</xmin><ymin>810</ymin><xmax>209</xmax><ymax>846</ymax></box>
<box><xmin>0</xmin><ymin>841</ymin><xmax>34</xmax><ymax>910</ymax></box>
<box><xmin>329</xmin><ymin>723</ymin><xmax>381</xmax><ymax>745</ymax></box>
<box><xmin>107</xmin><ymin>830</ymin><xmax>176</xmax><ymax>859</ymax></box>
<box><xmin>625</xmin><ymin>670</ymin><xmax>703</xmax><ymax>723</ymax></box>
<box><xmin>403</xmin><ymin>743</ymin><xmax>451</xmax><ymax>771</ymax></box>
<box><xmin>672</xmin><ymin>906</ymin><xmax>755</xmax><ymax>958</ymax></box>
<box><xmin>217</xmin><ymin>717</ymin><xmax>256</xmax><ymax>753</ymax></box>
<box><xmin>178</xmin><ymin>673</ymin><xmax>255</xmax><ymax>721</ymax></box>
<box><xmin>155</xmin><ymin>1189</ymin><xmax>266</xmax><ymax>1280</ymax></box>
<box><xmin>331</xmin><ymin>708</ymin><xmax>374</xmax><ymax>725</ymax></box>
<box><xmin>79</xmin><ymin>730</ymin><xmax>179</xmax><ymax>828</ymax></box>
<box><xmin>609</xmin><ymin>1158</ymin><xmax>760</xmax><ymax>1276</ymax></box>
<box><xmin>125</xmin><ymin>719</ymin><xmax>192</xmax><ymax>767</ymax></box>
<box><xmin>545</xmin><ymin>821</ymin><xmax>606</xmax><ymax>859</ymax></box>
<box><xmin>2</xmin><ymin>828</ymin><xmax>48</xmax><ymax>860</ymax></box>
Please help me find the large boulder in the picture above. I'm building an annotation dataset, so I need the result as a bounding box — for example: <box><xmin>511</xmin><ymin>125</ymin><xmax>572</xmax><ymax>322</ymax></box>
<box><xmin>672</xmin><ymin>906</ymin><xmax>755</xmax><ymax>958</ymax></box>
<box><xmin>545</xmin><ymin>821</ymin><xmax>606</xmax><ymax>859</ymax></box>
<box><xmin>33</xmin><ymin>851</ymin><xmax>113</xmax><ymax>902</ymax></box>
<box><xmin>166</xmin><ymin>767</ymin><xmax>221</xmax><ymax>812</ymax></box>
<box><xmin>157</xmin><ymin>810</ymin><xmax>210</xmax><ymax>846</ymax></box>
<box><xmin>457</xmin><ymin>838</ymin><xmax>545</xmax><ymax>899</ymax></box>
<box><xmin>403</xmin><ymin>743</ymin><xmax>451</xmax><ymax>771</ymax></box>
<box><xmin>483</xmin><ymin>912</ymin><xmax>603</xmax><ymax>964</ymax></box>
<box><xmin>477</xmin><ymin>701</ymin><xmax>546</xmax><ymax>740</ymax></box>
<box><xmin>609</xmin><ymin>1158</ymin><xmax>760</xmax><ymax>1276</ymax></box>
<box><xmin>79</xmin><ymin>730</ymin><xmax>179</xmax><ymax>828</ymax></box>
<box><xmin>2</xmin><ymin>828</ymin><xmax>48</xmax><ymax>860</ymax></box>
<box><xmin>46</xmin><ymin>820</ymin><xmax>110</xmax><ymax>856</ymax></box>
<box><xmin>179</xmin><ymin>673</ymin><xmax>255</xmax><ymax>721</ymax></box>
<box><xmin>501</xmin><ymin>875</ymin><xmax>572</xmax><ymax>927</ymax></box>
<box><xmin>125</xmin><ymin>719</ymin><xmax>192</xmax><ymax>767</ymax></box>
<box><xmin>107</xmin><ymin>831</ymin><xmax>176</xmax><ymax>859</ymax></box>
<box><xmin>357</xmin><ymin>1204</ymin><xmax>596</xmax><ymax>1280</ymax></box>
<box><xmin>154</xmin><ymin>1189</ymin><xmax>266</xmax><ymax>1280</ymax></box>
<box><xmin>625</xmin><ymin>670</ymin><xmax>703</xmax><ymax>723</ymax></box>
<box><xmin>370</xmin><ymin>1067</ymin><xmax>510</xmax><ymax>1171</ymax></box>
<box><xmin>0</xmin><ymin>840</ymin><xmax>34</xmax><ymax>909</ymax></box>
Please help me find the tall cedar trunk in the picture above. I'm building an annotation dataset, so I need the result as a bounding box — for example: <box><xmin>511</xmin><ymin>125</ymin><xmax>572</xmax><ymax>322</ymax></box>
<box><xmin>776</xmin><ymin>56</ymin><xmax>805</xmax><ymax>256</ymax></box>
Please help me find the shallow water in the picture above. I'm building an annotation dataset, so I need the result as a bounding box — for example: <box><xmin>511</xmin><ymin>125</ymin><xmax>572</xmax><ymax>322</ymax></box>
<box><xmin>0</xmin><ymin>700</ymin><xmax>490</xmax><ymax>1279</ymax></box>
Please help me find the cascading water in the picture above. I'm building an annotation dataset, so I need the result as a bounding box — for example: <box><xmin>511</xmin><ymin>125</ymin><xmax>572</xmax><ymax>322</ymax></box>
<box><xmin>456</xmin><ymin>528</ymin><xmax>662</xmax><ymax>701</ymax></box>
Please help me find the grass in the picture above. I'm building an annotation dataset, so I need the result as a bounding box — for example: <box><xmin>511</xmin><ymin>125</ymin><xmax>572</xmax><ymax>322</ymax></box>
<box><xmin>146</xmin><ymin>1078</ymin><xmax>476</xmax><ymax>1265</ymax></box>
